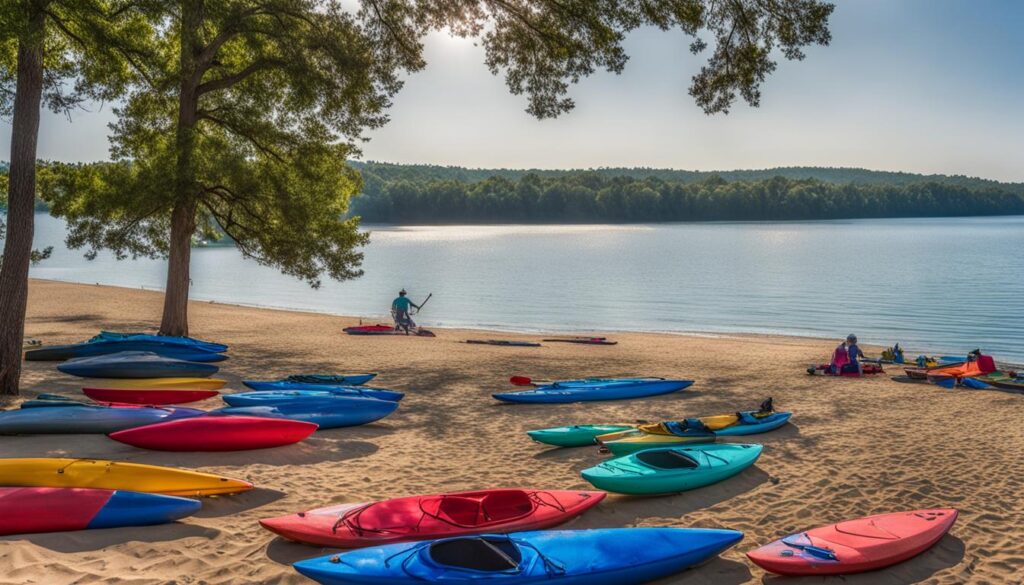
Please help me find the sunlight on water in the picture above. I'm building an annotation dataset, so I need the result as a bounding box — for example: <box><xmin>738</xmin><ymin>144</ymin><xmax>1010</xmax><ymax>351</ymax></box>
<box><xmin>23</xmin><ymin>213</ymin><xmax>1024</xmax><ymax>363</ymax></box>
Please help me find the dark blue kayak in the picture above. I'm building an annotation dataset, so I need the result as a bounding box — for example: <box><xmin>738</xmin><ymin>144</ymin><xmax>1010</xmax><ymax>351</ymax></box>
<box><xmin>91</xmin><ymin>332</ymin><xmax>228</xmax><ymax>353</ymax></box>
<box><xmin>0</xmin><ymin>404</ymin><xmax>202</xmax><ymax>434</ymax></box>
<box><xmin>57</xmin><ymin>351</ymin><xmax>219</xmax><ymax>379</ymax></box>
<box><xmin>294</xmin><ymin>527</ymin><xmax>743</xmax><ymax>585</ymax></box>
<box><xmin>213</xmin><ymin>396</ymin><xmax>398</xmax><ymax>428</ymax></box>
<box><xmin>494</xmin><ymin>379</ymin><xmax>694</xmax><ymax>404</ymax></box>
<box><xmin>26</xmin><ymin>340</ymin><xmax>227</xmax><ymax>362</ymax></box>
<box><xmin>222</xmin><ymin>388</ymin><xmax>404</xmax><ymax>406</ymax></box>
<box><xmin>243</xmin><ymin>375</ymin><xmax>377</xmax><ymax>390</ymax></box>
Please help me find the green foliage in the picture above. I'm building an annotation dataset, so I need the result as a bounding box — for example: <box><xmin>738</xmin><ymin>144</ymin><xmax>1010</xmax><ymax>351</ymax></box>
<box><xmin>350</xmin><ymin>170</ymin><xmax>1024</xmax><ymax>224</ymax></box>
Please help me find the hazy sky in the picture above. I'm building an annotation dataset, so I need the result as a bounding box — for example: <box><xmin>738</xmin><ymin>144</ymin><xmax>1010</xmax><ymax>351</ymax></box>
<box><xmin>4</xmin><ymin>0</ymin><xmax>1023</xmax><ymax>181</ymax></box>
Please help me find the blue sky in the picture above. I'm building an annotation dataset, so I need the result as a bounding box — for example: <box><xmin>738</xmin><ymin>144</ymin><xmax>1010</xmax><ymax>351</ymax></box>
<box><xmin>4</xmin><ymin>0</ymin><xmax>1023</xmax><ymax>180</ymax></box>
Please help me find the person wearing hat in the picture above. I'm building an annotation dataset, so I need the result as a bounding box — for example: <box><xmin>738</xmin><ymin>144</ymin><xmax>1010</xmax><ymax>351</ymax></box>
<box><xmin>844</xmin><ymin>334</ymin><xmax>865</xmax><ymax>375</ymax></box>
<box><xmin>391</xmin><ymin>289</ymin><xmax>421</xmax><ymax>334</ymax></box>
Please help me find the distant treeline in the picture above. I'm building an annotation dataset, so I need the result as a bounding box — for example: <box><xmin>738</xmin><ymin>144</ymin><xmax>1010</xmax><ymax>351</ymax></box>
<box><xmin>352</xmin><ymin>163</ymin><xmax>1024</xmax><ymax>223</ymax></box>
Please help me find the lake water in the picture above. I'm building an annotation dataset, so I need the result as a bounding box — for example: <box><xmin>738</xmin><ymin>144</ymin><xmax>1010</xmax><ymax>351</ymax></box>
<box><xmin>23</xmin><ymin>212</ymin><xmax>1024</xmax><ymax>363</ymax></box>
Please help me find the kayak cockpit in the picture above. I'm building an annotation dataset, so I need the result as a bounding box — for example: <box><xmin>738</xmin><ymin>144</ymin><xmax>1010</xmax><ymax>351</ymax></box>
<box><xmin>635</xmin><ymin>450</ymin><xmax>700</xmax><ymax>470</ymax></box>
<box><xmin>427</xmin><ymin>536</ymin><xmax>523</xmax><ymax>572</ymax></box>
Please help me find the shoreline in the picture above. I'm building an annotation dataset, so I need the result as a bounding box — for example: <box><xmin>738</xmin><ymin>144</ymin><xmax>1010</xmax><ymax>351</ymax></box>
<box><xmin>21</xmin><ymin>277</ymin><xmax>888</xmax><ymax>350</ymax></box>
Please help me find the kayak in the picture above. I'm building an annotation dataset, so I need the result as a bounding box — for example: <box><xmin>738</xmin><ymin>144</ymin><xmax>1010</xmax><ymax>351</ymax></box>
<box><xmin>88</xmin><ymin>377</ymin><xmax>228</xmax><ymax>390</ymax></box>
<box><xmin>269</xmin><ymin>373</ymin><xmax>377</xmax><ymax>386</ymax></box>
<box><xmin>261</xmin><ymin>489</ymin><xmax>605</xmax><ymax>548</ymax></box>
<box><xmin>58</xmin><ymin>351</ymin><xmax>219</xmax><ymax>379</ymax></box>
<box><xmin>598</xmin><ymin>411</ymin><xmax>792</xmax><ymax>456</ymax></box>
<box><xmin>923</xmin><ymin>354</ymin><xmax>997</xmax><ymax>382</ymax></box>
<box><xmin>0</xmin><ymin>458</ymin><xmax>252</xmax><ymax>496</ymax></box>
<box><xmin>222</xmin><ymin>388</ymin><xmax>404</xmax><ymax>406</ymax></box>
<box><xmin>91</xmin><ymin>331</ymin><xmax>227</xmax><ymax>353</ymax></box>
<box><xmin>25</xmin><ymin>340</ymin><xmax>227</xmax><ymax>362</ymax></box>
<box><xmin>109</xmin><ymin>415</ymin><xmax>318</xmax><ymax>451</ymax></box>
<box><xmin>0</xmin><ymin>487</ymin><xmax>200</xmax><ymax>536</ymax></box>
<box><xmin>214</xmin><ymin>397</ymin><xmax>399</xmax><ymax>429</ymax></box>
<box><xmin>466</xmin><ymin>340</ymin><xmax>542</xmax><ymax>347</ymax></box>
<box><xmin>343</xmin><ymin>324</ymin><xmax>396</xmax><ymax>335</ymax></box>
<box><xmin>293</xmin><ymin>527</ymin><xmax>743</xmax><ymax>585</ymax></box>
<box><xmin>0</xmin><ymin>403</ymin><xmax>202</xmax><ymax>435</ymax></box>
<box><xmin>494</xmin><ymin>379</ymin><xmax>693</xmax><ymax>404</ymax></box>
<box><xmin>808</xmin><ymin>363</ymin><xmax>884</xmax><ymax>377</ymax></box>
<box><xmin>974</xmin><ymin>371</ymin><xmax>1024</xmax><ymax>391</ymax></box>
<box><xmin>543</xmin><ymin>337</ymin><xmax>618</xmax><ymax>345</ymax></box>
<box><xmin>527</xmin><ymin>424</ymin><xmax>637</xmax><ymax>447</ymax></box>
<box><xmin>581</xmin><ymin>443</ymin><xmax>763</xmax><ymax>495</ymax></box>
<box><xmin>747</xmin><ymin>509</ymin><xmax>957</xmax><ymax>576</ymax></box>
<box><xmin>242</xmin><ymin>377</ymin><xmax>378</xmax><ymax>391</ymax></box>
<box><xmin>83</xmin><ymin>387</ymin><xmax>220</xmax><ymax>405</ymax></box>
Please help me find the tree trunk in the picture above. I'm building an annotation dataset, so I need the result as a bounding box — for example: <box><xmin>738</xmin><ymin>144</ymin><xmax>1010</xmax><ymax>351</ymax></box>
<box><xmin>0</xmin><ymin>11</ymin><xmax>46</xmax><ymax>396</ymax></box>
<box><xmin>159</xmin><ymin>0</ymin><xmax>202</xmax><ymax>337</ymax></box>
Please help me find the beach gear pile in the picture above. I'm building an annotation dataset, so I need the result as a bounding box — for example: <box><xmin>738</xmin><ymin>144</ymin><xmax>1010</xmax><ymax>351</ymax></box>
<box><xmin>0</xmin><ymin>332</ymin><xmax>967</xmax><ymax>582</ymax></box>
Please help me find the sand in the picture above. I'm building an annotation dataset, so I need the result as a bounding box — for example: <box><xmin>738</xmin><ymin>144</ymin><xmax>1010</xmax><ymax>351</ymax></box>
<box><xmin>1</xmin><ymin>278</ymin><xmax>1021</xmax><ymax>584</ymax></box>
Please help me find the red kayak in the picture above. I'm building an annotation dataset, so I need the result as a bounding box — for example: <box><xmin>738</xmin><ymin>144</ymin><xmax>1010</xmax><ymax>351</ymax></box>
<box><xmin>747</xmin><ymin>509</ymin><xmax>957</xmax><ymax>576</ymax></box>
<box><xmin>809</xmin><ymin>363</ymin><xmax>883</xmax><ymax>377</ymax></box>
<box><xmin>0</xmin><ymin>487</ymin><xmax>200</xmax><ymax>535</ymax></box>
<box><xmin>260</xmin><ymin>489</ymin><xmax>605</xmax><ymax>548</ymax></box>
<box><xmin>83</xmin><ymin>387</ymin><xmax>219</xmax><ymax>405</ymax></box>
<box><xmin>343</xmin><ymin>324</ymin><xmax>435</xmax><ymax>337</ymax></box>
<box><xmin>108</xmin><ymin>416</ymin><xmax>318</xmax><ymax>451</ymax></box>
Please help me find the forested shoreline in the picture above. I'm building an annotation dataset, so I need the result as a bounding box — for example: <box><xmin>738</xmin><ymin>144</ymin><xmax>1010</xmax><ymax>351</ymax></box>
<box><xmin>352</xmin><ymin>162</ymin><xmax>1024</xmax><ymax>223</ymax></box>
<box><xmin>5</xmin><ymin>161</ymin><xmax>1024</xmax><ymax>223</ymax></box>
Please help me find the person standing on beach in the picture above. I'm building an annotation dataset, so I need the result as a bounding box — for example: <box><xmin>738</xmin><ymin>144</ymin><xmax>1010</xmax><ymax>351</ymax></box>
<box><xmin>392</xmin><ymin>290</ymin><xmax>420</xmax><ymax>334</ymax></box>
<box><xmin>845</xmin><ymin>334</ymin><xmax>865</xmax><ymax>375</ymax></box>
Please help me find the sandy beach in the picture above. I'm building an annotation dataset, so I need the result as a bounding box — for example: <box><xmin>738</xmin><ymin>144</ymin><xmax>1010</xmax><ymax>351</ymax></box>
<box><xmin>1</xmin><ymin>278</ymin><xmax>1020</xmax><ymax>584</ymax></box>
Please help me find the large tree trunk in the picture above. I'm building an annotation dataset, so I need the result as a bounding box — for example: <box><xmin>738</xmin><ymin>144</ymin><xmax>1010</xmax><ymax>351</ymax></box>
<box><xmin>159</xmin><ymin>0</ymin><xmax>202</xmax><ymax>337</ymax></box>
<box><xmin>0</xmin><ymin>11</ymin><xmax>46</xmax><ymax>396</ymax></box>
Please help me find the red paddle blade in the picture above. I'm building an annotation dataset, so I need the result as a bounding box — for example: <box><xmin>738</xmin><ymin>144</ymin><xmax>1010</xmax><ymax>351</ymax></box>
<box><xmin>509</xmin><ymin>376</ymin><xmax>534</xmax><ymax>386</ymax></box>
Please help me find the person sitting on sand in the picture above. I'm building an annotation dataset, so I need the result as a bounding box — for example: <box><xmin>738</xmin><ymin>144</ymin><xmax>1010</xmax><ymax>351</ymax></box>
<box><xmin>829</xmin><ymin>340</ymin><xmax>849</xmax><ymax>375</ymax></box>
<box><xmin>391</xmin><ymin>289</ymin><xmax>421</xmax><ymax>334</ymax></box>
<box><xmin>844</xmin><ymin>334</ymin><xmax>865</xmax><ymax>375</ymax></box>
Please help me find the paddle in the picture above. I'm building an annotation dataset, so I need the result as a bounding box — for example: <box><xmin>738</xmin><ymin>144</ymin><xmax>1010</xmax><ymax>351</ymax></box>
<box><xmin>413</xmin><ymin>292</ymin><xmax>433</xmax><ymax>314</ymax></box>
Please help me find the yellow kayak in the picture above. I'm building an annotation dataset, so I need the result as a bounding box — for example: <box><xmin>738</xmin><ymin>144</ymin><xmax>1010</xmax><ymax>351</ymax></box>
<box><xmin>0</xmin><ymin>458</ymin><xmax>252</xmax><ymax>496</ymax></box>
<box><xmin>89</xmin><ymin>378</ymin><xmax>228</xmax><ymax>390</ymax></box>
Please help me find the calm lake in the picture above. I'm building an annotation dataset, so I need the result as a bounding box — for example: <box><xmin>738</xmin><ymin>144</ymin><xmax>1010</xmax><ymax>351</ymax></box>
<box><xmin>25</xmin><ymin>212</ymin><xmax>1024</xmax><ymax>363</ymax></box>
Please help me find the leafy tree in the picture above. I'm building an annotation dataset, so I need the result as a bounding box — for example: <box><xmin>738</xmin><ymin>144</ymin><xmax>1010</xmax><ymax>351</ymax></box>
<box><xmin>44</xmin><ymin>0</ymin><xmax>834</xmax><ymax>337</ymax></box>
<box><xmin>0</xmin><ymin>1</ymin><xmax>156</xmax><ymax>396</ymax></box>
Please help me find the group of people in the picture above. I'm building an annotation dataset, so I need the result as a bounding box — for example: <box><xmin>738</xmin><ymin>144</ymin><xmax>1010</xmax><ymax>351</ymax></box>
<box><xmin>830</xmin><ymin>334</ymin><xmax>866</xmax><ymax>375</ymax></box>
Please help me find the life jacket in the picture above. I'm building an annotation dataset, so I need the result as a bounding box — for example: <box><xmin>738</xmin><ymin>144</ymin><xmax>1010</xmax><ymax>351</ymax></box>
<box><xmin>831</xmin><ymin>345</ymin><xmax>850</xmax><ymax>369</ymax></box>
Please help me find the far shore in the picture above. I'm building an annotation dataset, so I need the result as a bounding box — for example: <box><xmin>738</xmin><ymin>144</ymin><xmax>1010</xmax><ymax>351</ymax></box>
<box><xmin>3</xmin><ymin>278</ymin><xmax>1017</xmax><ymax>584</ymax></box>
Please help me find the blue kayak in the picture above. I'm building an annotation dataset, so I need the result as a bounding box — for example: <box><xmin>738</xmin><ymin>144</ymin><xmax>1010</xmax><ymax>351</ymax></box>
<box><xmin>222</xmin><ymin>388</ymin><xmax>404</xmax><ymax>406</ymax></box>
<box><xmin>0</xmin><ymin>404</ymin><xmax>203</xmax><ymax>434</ymax></box>
<box><xmin>91</xmin><ymin>331</ymin><xmax>227</xmax><ymax>353</ymax></box>
<box><xmin>213</xmin><ymin>397</ymin><xmax>398</xmax><ymax>428</ymax></box>
<box><xmin>493</xmin><ymin>379</ymin><xmax>694</xmax><ymax>404</ymax></box>
<box><xmin>57</xmin><ymin>351</ymin><xmax>219</xmax><ymax>379</ymax></box>
<box><xmin>294</xmin><ymin>527</ymin><xmax>743</xmax><ymax>585</ymax></box>
<box><xmin>243</xmin><ymin>375</ymin><xmax>377</xmax><ymax>390</ymax></box>
<box><xmin>26</xmin><ymin>340</ymin><xmax>227</xmax><ymax>362</ymax></box>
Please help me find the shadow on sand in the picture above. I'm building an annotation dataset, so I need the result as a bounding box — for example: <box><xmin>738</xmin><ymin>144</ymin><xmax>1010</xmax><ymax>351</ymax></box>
<box><xmin>4</xmin><ymin>522</ymin><xmax>220</xmax><ymax>553</ymax></box>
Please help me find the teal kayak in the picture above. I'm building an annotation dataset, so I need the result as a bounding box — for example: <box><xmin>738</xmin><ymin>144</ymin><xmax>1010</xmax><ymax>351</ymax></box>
<box><xmin>527</xmin><ymin>424</ymin><xmax>637</xmax><ymax>447</ymax></box>
<box><xmin>581</xmin><ymin>443</ymin><xmax>763</xmax><ymax>495</ymax></box>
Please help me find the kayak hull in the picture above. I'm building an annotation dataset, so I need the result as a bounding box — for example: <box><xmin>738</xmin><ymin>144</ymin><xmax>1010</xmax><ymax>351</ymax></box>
<box><xmin>91</xmin><ymin>378</ymin><xmax>228</xmax><ymax>390</ymax></box>
<box><xmin>581</xmin><ymin>443</ymin><xmax>763</xmax><ymax>495</ymax></box>
<box><xmin>527</xmin><ymin>425</ymin><xmax>637</xmax><ymax>447</ymax></box>
<box><xmin>109</xmin><ymin>416</ymin><xmax>318</xmax><ymax>451</ymax></box>
<box><xmin>223</xmin><ymin>388</ymin><xmax>404</xmax><ymax>405</ymax></box>
<box><xmin>0</xmin><ymin>487</ymin><xmax>200</xmax><ymax>535</ymax></box>
<box><xmin>0</xmin><ymin>404</ymin><xmax>203</xmax><ymax>435</ymax></box>
<box><xmin>214</xmin><ymin>397</ymin><xmax>398</xmax><ymax>429</ymax></box>
<box><xmin>599</xmin><ymin>412</ymin><xmax>791</xmax><ymax>455</ymax></box>
<box><xmin>261</xmin><ymin>489</ymin><xmax>605</xmax><ymax>548</ymax></box>
<box><xmin>494</xmin><ymin>380</ymin><xmax>694</xmax><ymax>404</ymax></box>
<box><xmin>294</xmin><ymin>527</ymin><xmax>743</xmax><ymax>585</ymax></box>
<box><xmin>242</xmin><ymin>378</ymin><xmax>379</xmax><ymax>391</ymax></box>
<box><xmin>747</xmin><ymin>509</ymin><xmax>957</xmax><ymax>576</ymax></box>
<box><xmin>0</xmin><ymin>458</ymin><xmax>252</xmax><ymax>496</ymax></box>
<box><xmin>82</xmin><ymin>387</ymin><xmax>220</xmax><ymax>405</ymax></box>
<box><xmin>58</xmin><ymin>351</ymin><xmax>219</xmax><ymax>379</ymax></box>
<box><xmin>92</xmin><ymin>332</ymin><xmax>227</xmax><ymax>353</ymax></box>
<box><xmin>25</xmin><ymin>340</ymin><xmax>227</xmax><ymax>362</ymax></box>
